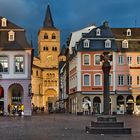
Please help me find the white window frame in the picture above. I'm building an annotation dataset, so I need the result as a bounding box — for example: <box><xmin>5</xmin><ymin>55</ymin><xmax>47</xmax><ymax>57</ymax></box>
<box><xmin>118</xmin><ymin>75</ymin><xmax>124</xmax><ymax>86</ymax></box>
<box><xmin>0</xmin><ymin>56</ymin><xmax>9</xmax><ymax>73</ymax></box>
<box><xmin>96</xmin><ymin>28</ymin><xmax>101</xmax><ymax>36</ymax></box>
<box><xmin>83</xmin><ymin>54</ymin><xmax>90</xmax><ymax>66</ymax></box>
<box><xmin>83</xmin><ymin>39</ymin><xmax>90</xmax><ymax>48</ymax></box>
<box><xmin>118</xmin><ymin>55</ymin><xmax>124</xmax><ymax>65</ymax></box>
<box><xmin>127</xmin><ymin>56</ymin><xmax>132</xmax><ymax>65</ymax></box>
<box><xmin>127</xmin><ymin>75</ymin><xmax>132</xmax><ymax>86</ymax></box>
<box><xmin>127</xmin><ymin>29</ymin><xmax>131</xmax><ymax>36</ymax></box>
<box><xmin>122</xmin><ymin>40</ymin><xmax>128</xmax><ymax>48</ymax></box>
<box><xmin>94</xmin><ymin>54</ymin><xmax>101</xmax><ymax>65</ymax></box>
<box><xmin>8</xmin><ymin>30</ymin><xmax>15</xmax><ymax>41</ymax></box>
<box><xmin>94</xmin><ymin>74</ymin><xmax>102</xmax><ymax>86</ymax></box>
<box><xmin>105</xmin><ymin>39</ymin><xmax>111</xmax><ymax>48</ymax></box>
<box><xmin>137</xmin><ymin>56</ymin><xmax>140</xmax><ymax>64</ymax></box>
<box><xmin>83</xmin><ymin>74</ymin><xmax>91</xmax><ymax>86</ymax></box>
<box><xmin>109</xmin><ymin>74</ymin><xmax>112</xmax><ymax>86</ymax></box>
<box><xmin>14</xmin><ymin>55</ymin><xmax>24</xmax><ymax>73</ymax></box>
<box><xmin>1</xmin><ymin>18</ymin><xmax>7</xmax><ymax>27</ymax></box>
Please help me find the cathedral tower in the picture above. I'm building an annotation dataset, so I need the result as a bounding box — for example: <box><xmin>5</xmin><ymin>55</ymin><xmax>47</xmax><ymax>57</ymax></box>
<box><xmin>32</xmin><ymin>5</ymin><xmax>60</xmax><ymax>112</ymax></box>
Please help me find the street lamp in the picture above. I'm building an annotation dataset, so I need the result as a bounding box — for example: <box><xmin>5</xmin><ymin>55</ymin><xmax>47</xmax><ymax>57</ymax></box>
<box><xmin>100</xmin><ymin>52</ymin><xmax>112</xmax><ymax>115</ymax></box>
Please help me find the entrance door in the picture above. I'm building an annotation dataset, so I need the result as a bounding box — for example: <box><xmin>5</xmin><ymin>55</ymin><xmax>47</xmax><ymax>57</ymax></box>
<box><xmin>48</xmin><ymin>102</ymin><xmax>53</xmax><ymax>113</ymax></box>
<box><xmin>0</xmin><ymin>86</ymin><xmax>4</xmax><ymax>115</ymax></box>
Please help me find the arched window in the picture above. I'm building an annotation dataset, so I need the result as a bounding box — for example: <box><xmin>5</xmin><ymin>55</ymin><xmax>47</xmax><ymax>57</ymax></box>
<box><xmin>1</xmin><ymin>18</ymin><xmax>7</xmax><ymax>27</ymax></box>
<box><xmin>83</xmin><ymin>39</ymin><xmax>90</xmax><ymax>48</ymax></box>
<box><xmin>8</xmin><ymin>30</ymin><xmax>15</xmax><ymax>41</ymax></box>
<box><xmin>105</xmin><ymin>39</ymin><xmax>111</xmax><ymax>48</ymax></box>
<box><xmin>52</xmin><ymin>33</ymin><xmax>56</xmax><ymax>39</ymax></box>
<box><xmin>122</xmin><ymin>40</ymin><xmax>128</xmax><ymax>48</ymax></box>
<box><xmin>127</xmin><ymin>29</ymin><xmax>131</xmax><ymax>36</ymax></box>
<box><xmin>44</xmin><ymin>33</ymin><xmax>48</xmax><ymax>39</ymax></box>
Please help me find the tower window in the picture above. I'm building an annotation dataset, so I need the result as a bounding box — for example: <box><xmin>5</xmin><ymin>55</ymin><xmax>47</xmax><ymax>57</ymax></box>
<box><xmin>44</xmin><ymin>33</ymin><xmax>48</xmax><ymax>39</ymax></box>
<box><xmin>52</xmin><ymin>47</ymin><xmax>57</xmax><ymax>51</ymax></box>
<box><xmin>43</xmin><ymin>46</ymin><xmax>48</xmax><ymax>51</ymax></box>
<box><xmin>52</xmin><ymin>33</ymin><xmax>56</xmax><ymax>39</ymax></box>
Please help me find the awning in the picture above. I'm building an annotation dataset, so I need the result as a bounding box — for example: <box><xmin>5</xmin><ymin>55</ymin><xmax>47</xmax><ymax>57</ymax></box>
<box><xmin>127</xmin><ymin>99</ymin><xmax>134</xmax><ymax>104</ymax></box>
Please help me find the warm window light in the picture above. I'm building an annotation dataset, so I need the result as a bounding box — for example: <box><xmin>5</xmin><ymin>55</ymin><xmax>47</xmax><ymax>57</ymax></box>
<box><xmin>8</xmin><ymin>30</ymin><xmax>15</xmax><ymax>41</ymax></box>
<box><xmin>1</xmin><ymin>18</ymin><xmax>7</xmax><ymax>27</ymax></box>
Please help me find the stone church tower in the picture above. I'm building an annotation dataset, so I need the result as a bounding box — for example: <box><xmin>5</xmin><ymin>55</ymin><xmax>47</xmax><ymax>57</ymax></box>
<box><xmin>32</xmin><ymin>5</ymin><xmax>60</xmax><ymax>112</ymax></box>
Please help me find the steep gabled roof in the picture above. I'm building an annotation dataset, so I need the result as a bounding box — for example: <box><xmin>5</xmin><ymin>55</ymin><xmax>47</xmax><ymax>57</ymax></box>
<box><xmin>0</xmin><ymin>17</ymin><xmax>33</xmax><ymax>50</ymax></box>
<box><xmin>0</xmin><ymin>16</ymin><xmax>23</xmax><ymax>29</ymax></box>
<box><xmin>111</xmin><ymin>28</ymin><xmax>140</xmax><ymax>39</ymax></box>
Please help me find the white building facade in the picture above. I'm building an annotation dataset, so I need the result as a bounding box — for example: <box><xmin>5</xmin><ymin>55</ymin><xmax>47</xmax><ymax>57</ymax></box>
<box><xmin>0</xmin><ymin>17</ymin><xmax>33</xmax><ymax>116</ymax></box>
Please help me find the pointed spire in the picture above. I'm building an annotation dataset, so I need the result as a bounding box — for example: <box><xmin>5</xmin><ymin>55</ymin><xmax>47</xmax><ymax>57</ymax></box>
<box><xmin>43</xmin><ymin>5</ymin><xmax>55</xmax><ymax>28</ymax></box>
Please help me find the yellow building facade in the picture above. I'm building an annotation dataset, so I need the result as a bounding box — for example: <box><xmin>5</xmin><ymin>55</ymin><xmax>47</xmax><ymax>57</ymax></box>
<box><xmin>32</xmin><ymin>5</ymin><xmax>60</xmax><ymax>112</ymax></box>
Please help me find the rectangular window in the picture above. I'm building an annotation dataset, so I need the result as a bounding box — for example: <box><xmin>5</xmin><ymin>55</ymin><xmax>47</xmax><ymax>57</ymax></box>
<box><xmin>137</xmin><ymin>76</ymin><xmax>140</xmax><ymax>85</ymax></box>
<box><xmin>94</xmin><ymin>55</ymin><xmax>100</xmax><ymax>65</ymax></box>
<box><xmin>94</xmin><ymin>75</ymin><xmax>101</xmax><ymax>86</ymax></box>
<box><xmin>118</xmin><ymin>55</ymin><xmax>124</xmax><ymax>65</ymax></box>
<box><xmin>118</xmin><ymin>75</ymin><xmax>124</xmax><ymax>86</ymax></box>
<box><xmin>15</xmin><ymin>56</ymin><xmax>24</xmax><ymax>73</ymax></box>
<box><xmin>137</xmin><ymin>56</ymin><xmax>140</xmax><ymax>64</ymax></box>
<box><xmin>127</xmin><ymin>75</ymin><xmax>132</xmax><ymax>85</ymax></box>
<box><xmin>0</xmin><ymin>56</ymin><xmax>8</xmax><ymax>73</ymax></box>
<box><xmin>83</xmin><ymin>75</ymin><xmax>90</xmax><ymax>86</ymax></box>
<box><xmin>83</xmin><ymin>55</ymin><xmax>90</xmax><ymax>65</ymax></box>
<box><xmin>127</xmin><ymin>56</ymin><xmax>132</xmax><ymax>65</ymax></box>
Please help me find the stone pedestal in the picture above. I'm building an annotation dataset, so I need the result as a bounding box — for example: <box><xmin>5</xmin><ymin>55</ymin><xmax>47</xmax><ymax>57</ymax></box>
<box><xmin>85</xmin><ymin>116</ymin><xmax>131</xmax><ymax>134</ymax></box>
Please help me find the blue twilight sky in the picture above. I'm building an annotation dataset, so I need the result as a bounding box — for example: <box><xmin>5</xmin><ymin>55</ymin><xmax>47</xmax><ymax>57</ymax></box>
<box><xmin>0</xmin><ymin>0</ymin><xmax>139</xmax><ymax>55</ymax></box>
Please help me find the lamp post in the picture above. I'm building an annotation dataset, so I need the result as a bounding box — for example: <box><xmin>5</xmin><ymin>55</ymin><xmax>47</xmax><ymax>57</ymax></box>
<box><xmin>100</xmin><ymin>52</ymin><xmax>112</xmax><ymax>115</ymax></box>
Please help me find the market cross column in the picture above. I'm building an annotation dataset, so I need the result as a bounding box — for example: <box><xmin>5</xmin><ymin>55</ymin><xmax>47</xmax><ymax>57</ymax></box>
<box><xmin>100</xmin><ymin>52</ymin><xmax>112</xmax><ymax>115</ymax></box>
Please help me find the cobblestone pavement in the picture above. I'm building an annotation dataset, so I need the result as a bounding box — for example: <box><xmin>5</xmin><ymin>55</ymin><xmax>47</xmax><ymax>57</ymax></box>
<box><xmin>0</xmin><ymin>113</ymin><xmax>140</xmax><ymax>140</ymax></box>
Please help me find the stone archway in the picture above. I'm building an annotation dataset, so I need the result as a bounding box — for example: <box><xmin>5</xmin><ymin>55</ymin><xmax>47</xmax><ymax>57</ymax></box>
<box><xmin>136</xmin><ymin>95</ymin><xmax>140</xmax><ymax>114</ymax></box>
<box><xmin>44</xmin><ymin>89</ymin><xmax>57</xmax><ymax>113</ymax></box>
<box><xmin>126</xmin><ymin>95</ymin><xmax>134</xmax><ymax>114</ymax></box>
<box><xmin>93</xmin><ymin>96</ymin><xmax>101</xmax><ymax>114</ymax></box>
<box><xmin>8</xmin><ymin>83</ymin><xmax>24</xmax><ymax>115</ymax></box>
<box><xmin>117</xmin><ymin>95</ymin><xmax>125</xmax><ymax>114</ymax></box>
<box><xmin>0</xmin><ymin>85</ymin><xmax>4</xmax><ymax>115</ymax></box>
<box><xmin>82</xmin><ymin>96</ymin><xmax>91</xmax><ymax>115</ymax></box>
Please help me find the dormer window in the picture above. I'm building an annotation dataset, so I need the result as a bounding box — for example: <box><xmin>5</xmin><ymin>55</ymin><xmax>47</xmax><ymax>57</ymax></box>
<box><xmin>1</xmin><ymin>18</ymin><xmax>7</xmax><ymax>27</ymax></box>
<box><xmin>127</xmin><ymin>29</ymin><xmax>131</xmax><ymax>36</ymax></box>
<box><xmin>84</xmin><ymin>39</ymin><xmax>90</xmax><ymax>48</ymax></box>
<box><xmin>105</xmin><ymin>39</ymin><xmax>111</xmax><ymax>48</ymax></box>
<box><xmin>8</xmin><ymin>30</ymin><xmax>15</xmax><ymax>41</ymax></box>
<box><xmin>122</xmin><ymin>40</ymin><xmax>128</xmax><ymax>48</ymax></box>
<box><xmin>96</xmin><ymin>28</ymin><xmax>101</xmax><ymax>36</ymax></box>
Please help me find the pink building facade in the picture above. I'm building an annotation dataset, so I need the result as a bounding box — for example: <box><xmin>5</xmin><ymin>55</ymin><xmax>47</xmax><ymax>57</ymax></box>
<box><xmin>66</xmin><ymin>23</ymin><xmax>140</xmax><ymax>115</ymax></box>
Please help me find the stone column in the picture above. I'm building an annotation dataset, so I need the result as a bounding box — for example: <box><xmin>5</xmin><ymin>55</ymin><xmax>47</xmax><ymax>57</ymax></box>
<box><xmin>101</xmin><ymin>52</ymin><xmax>112</xmax><ymax>115</ymax></box>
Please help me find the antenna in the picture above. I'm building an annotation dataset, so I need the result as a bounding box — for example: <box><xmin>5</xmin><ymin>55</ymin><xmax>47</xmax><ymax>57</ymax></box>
<box><xmin>134</xmin><ymin>16</ymin><xmax>137</xmax><ymax>27</ymax></box>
